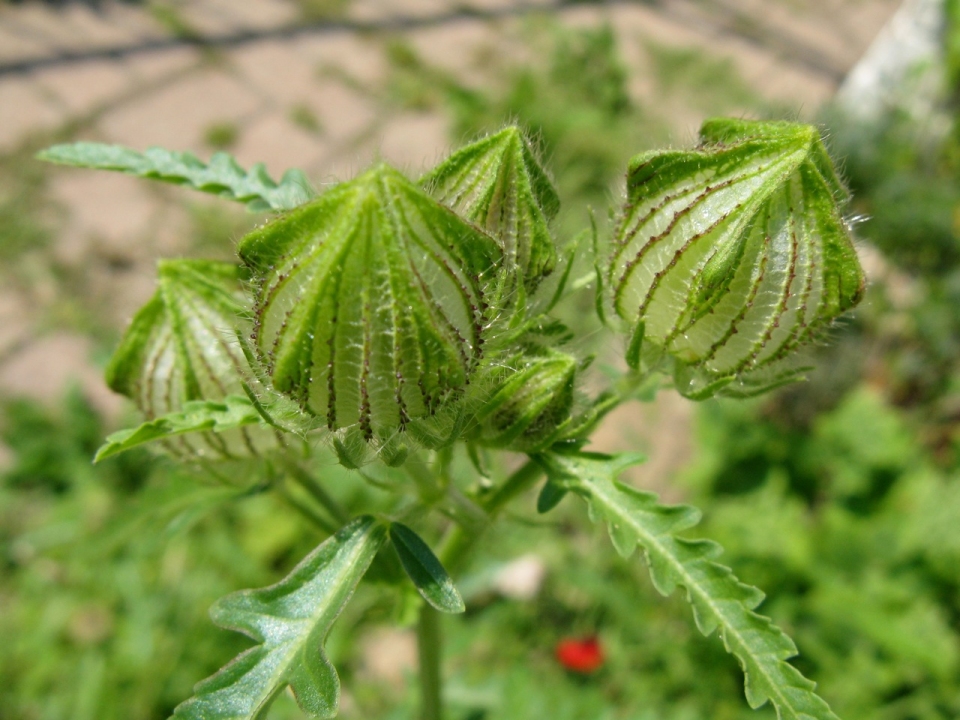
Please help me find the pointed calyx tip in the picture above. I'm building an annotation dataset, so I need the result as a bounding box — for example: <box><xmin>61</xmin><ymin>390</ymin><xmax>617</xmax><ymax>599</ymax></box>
<box><xmin>607</xmin><ymin>117</ymin><xmax>865</xmax><ymax>399</ymax></box>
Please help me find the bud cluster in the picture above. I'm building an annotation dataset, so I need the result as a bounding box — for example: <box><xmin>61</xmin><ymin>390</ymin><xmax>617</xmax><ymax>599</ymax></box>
<box><xmin>104</xmin><ymin>119</ymin><xmax>864</xmax><ymax>466</ymax></box>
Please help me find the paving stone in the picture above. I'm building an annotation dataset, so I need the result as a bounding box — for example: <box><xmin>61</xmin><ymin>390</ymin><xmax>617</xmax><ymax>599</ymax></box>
<box><xmin>228</xmin><ymin>39</ymin><xmax>322</xmax><ymax>106</ymax></box>
<box><xmin>56</xmin><ymin>3</ymin><xmax>148</xmax><ymax>49</ymax></box>
<box><xmin>308</xmin><ymin>79</ymin><xmax>378</xmax><ymax>142</ymax></box>
<box><xmin>0</xmin><ymin>77</ymin><xmax>64</xmax><ymax>152</ymax></box>
<box><xmin>174</xmin><ymin>1</ymin><xmax>253</xmax><ymax>37</ymax></box>
<box><xmin>124</xmin><ymin>45</ymin><xmax>201</xmax><ymax>83</ymax></box>
<box><xmin>0</xmin><ymin>333</ymin><xmax>124</xmax><ymax>419</ymax></box>
<box><xmin>457</xmin><ymin>0</ymin><xmax>554</xmax><ymax>9</ymax></box>
<box><xmin>50</xmin><ymin>172</ymin><xmax>160</xmax><ymax>265</ymax></box>
<box><xmin>293</xmin><ymin>32</ymin><xmax>387</xmax><ymax>88</ymax></box>
<box><xmin>348</xmin><ymin>0</ymin><xmax>449</xmax><ymax>22</ymax></box>
<box><xmin>720</xmin><ymin>0</ymin><xmax>899</xmax><ymax>71</ymax></box>
<box><xmin>589</xmin><ymin>390</ymin><xmax>694</xmax><ymax>502</ymax></box>
<box><xmin>99</xmin><ymin>67</ymin><xmax>262</xmax><ymax>153</ymax></box>
<box><xmin>0</xmin><ymin>291</ymin><xmax>33</xmax><ymax>360</ymax></box>
<box><xmin>1</xmin><ymin>4</ymin><xmax>87</xmax><ymax>53</ymax></box>
<box><xmin>90</xmin><ymin>262</ymin><xmax>161</xmax><ymax>329</ymax></box>
<box><xmin>406</xmin><ymin>20</ymin><xmax>500</xmax><ymax>87</ymax></box>
<box><xmin>0</xmin><ymin>24</ymin><xmax>51</xmax><ymax>64</ymax></box>
<box><xmin>215</xmin><ymin>0</ymin><xmax>298</xmax><ymax>29</ymax></box>
<box><xmin>232</xmin><ymin>111</ymin><xmax>329</xmax><ymax>180</ymax></box>
<box><xmin>375</xmin><ymin>111</ymin><xmax>450</xmax><ymax>173</ymax></box>
<box><xmin>96</xmin><ymin>1</ymin><xmax>170</xmax><ymax>42</ymax></box>
<box><xmin>359</xmin><ymin>627</ymin><xmax>416</xmax><ymax>690</ymax></box>
<box><xmin>310</xmin><ymin>146</ymin><xmax>377</xmax><ymax>187</ymax></box>
<box><xmin>606</xmin><ymin>4</ymin><xmax>834</xmax><ymax>116</ymax></box>
<box><xmin>149</xmin><ymin>201</ymin><xmax>198</xmax><ymax>258</ymax></box>
<box><xmin>37</xmin><ymin>59</ymin><xmax>134</xmax><ymax>116</ymax></box>
<box><xmin>178</xmin><ymin>0</ymin><xmax>296</xmax><ymax>35</ymax></box>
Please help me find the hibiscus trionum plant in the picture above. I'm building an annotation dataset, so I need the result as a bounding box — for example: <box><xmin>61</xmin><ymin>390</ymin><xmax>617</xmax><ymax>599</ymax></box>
<box><xmin>38</xmin><ymin>118</ymin><xmax>864</xmax><ymax>720</ymax></box>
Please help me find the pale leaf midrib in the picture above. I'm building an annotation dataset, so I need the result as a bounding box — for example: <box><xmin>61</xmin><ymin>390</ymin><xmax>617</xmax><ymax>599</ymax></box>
<box><xmin>585</xmin><ymin>477</ymin><xmax>813</xmax><ymax>720</ymax></box>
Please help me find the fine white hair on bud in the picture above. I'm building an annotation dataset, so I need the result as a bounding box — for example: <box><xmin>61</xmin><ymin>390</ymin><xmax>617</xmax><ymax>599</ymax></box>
<box><xmin>239</xmin><ymin>163</ymin><xmax>503</xmax><ymax>463</ymax></box>
<box><xmin>469</xmin><ymin>349</ymin><xmax>578</xmax><ymax>453</ymax></box>
<box><xmin>105</xmin><ymin>259</ymin><xmax>281</xmax><ymax>459</ymax></box>
<box><xmin>607</xmin><ymin>118</ymin><xmax>865</xmax><ymax>399</ymax></box>
<box><xmin>420</xmin><ymin>126</ymin><xmax>560</xmax><ymax>306</ymax></box>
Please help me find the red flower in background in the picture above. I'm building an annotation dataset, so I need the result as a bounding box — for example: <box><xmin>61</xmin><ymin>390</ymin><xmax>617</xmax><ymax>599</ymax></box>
<box><xmin>555</xmin><ymin>636</ymin><xmax>604</xmax><ymax>673</ymax></box>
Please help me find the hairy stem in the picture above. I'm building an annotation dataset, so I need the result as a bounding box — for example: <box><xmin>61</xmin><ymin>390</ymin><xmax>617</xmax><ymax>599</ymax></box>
<box><xmin>414</xmin><ymin>460</ymin><xmax>544</xmax><ymax>720</ymax></box>
<box><xmin>417</xmin><ymin>603</ymin><xmax>443</xmax><ymax>720</ymax></box>
<box><xmin>284</xmin><ymin>460</ymin><xmax>348</xmax><ymax>525</ymax></box>
<box><xmin>439</xmin><ymin>459</ymin><xmax>543</xmax><ymax>575</ymax></box>
<box><xmin>275</xmin><ymin>481</ymin><xmax>339</xmax><ymax>535</ymax></box>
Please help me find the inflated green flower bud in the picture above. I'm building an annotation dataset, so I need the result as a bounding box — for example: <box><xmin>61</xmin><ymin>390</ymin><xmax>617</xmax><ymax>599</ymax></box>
<box><xmin>106</xmin><ymin>259</ymin><xmax>281</xmax><ymax>459</ymax></box>
<box><xmin>471</xmin><ymin>350</ymin><xmax>578</xmax><ymax>452</ymax></box>
<box><xmin>239</xmin><ymin>163</ymin><xmax>502</xmax><ymax>465</ymax></box>
<box><xmin>607</xmin><ymin>118</ymin><xmax>865</xmax><ymax>398</ymax></box>
<box><xmin>420</xmin><ymin>126</ymin><xmax>559</xmax><ymax>300</ymax></box>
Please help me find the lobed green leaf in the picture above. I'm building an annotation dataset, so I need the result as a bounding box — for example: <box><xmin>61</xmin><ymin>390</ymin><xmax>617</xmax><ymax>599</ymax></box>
<box><xmin>37</xmin><ymin>142</ymin><xmax>315</xmax><ymax>211</ymax></box>
<box><xmin>536</xmin><ymin>450</ymin><xmax>840</xmax><ymax>720</ymax></box>
<box><xmin>173</xmin><ymin>516</ymin><xmax>387</xmax><ymax>720</ymax></box>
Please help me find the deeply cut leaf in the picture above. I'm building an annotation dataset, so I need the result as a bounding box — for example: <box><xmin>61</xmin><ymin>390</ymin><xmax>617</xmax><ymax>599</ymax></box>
<box><xmin>38</xmin><ymin>142</ymin><xmax>315</xmax><ymax>211</ymax></box>
<box><xmin>537</xmin><ymin>451</ymin><xmax>840</xmax><ymax>720</ymax></box>
<box><xmin>173</xmin><ymin>516</ymin><xmax>388</xmax><ymax>720</ymax></box>
<box><xmin>607</xmin><ymin>118</ymin><xmax>864</xmax><ymax>398</ymax></box>
<box><xmin>389</xmin><ymin>522</ymin><xmax>465</xmax><ymax>613</ymax></box>
<box><xmin>95</xmin><ymin>395</ymin><xmax>267</xmax><ymax>462</ymax></box>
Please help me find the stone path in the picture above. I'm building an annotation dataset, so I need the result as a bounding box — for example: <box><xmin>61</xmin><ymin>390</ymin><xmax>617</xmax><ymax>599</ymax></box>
<box><xmin>0</xmin><ymin>0</ymin><xmax>902</xmax><ymax>474</ymax></box>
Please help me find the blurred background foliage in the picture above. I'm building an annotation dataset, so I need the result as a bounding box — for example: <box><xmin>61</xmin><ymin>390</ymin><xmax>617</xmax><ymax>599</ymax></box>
<box><xmin>4</xmin><ymin>9</ymin><xmax>960</xmax><ymax>720</ymax></box>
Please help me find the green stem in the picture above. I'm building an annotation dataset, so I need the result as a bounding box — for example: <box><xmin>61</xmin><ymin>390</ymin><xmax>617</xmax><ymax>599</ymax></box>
<box><xmin>275</xmin><ymin>482</ymin><xmax>339</xmax><ymax>535</ymax></box>
<box><xmin>417</xmin><ymin>603</ymin><xmax>443</xmax><ymax>720</ymax></box>
<box><xmin>414</xmin><ymin>460</ymin><xmax>544</xmax><ymax>720</ymax></box>
<box><xmin>439</xmin><ymin>459</ymin><xmax>543</xmax><ymax>575</ymax></box>
<box><xmin>284</xmin><ymin>460</ymin><xmax>348</xmax><ymax>525</ymax></box>
<box><xmin>482</xmin><ymin>459</ymin><xmax>545</xmax><ymax>515</ymax></box>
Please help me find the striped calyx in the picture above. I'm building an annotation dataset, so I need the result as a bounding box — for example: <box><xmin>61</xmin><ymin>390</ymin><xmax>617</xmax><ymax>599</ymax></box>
<box><xmin>239</xmin><ymin>163</ymin><xmax>502</xmax><ymax>464</ymax></box>
<box><xmin>105</xmin><ymin>259</ymin><xmax>280</xmax><ymax>459</ymax></box>
<box><xmin>471</xmin><ymin>349</ymin><xmax>578</xmax><ymax>452</ymax></box>
<box><xmin>607</xmin><ymin>118</ymin><xmax>865</xmax><ymax>398</ymax></box>
<box><xmin>421</xmin><ymin>126</ymin><xmax>560</xmax><ymax>300</ymax></box>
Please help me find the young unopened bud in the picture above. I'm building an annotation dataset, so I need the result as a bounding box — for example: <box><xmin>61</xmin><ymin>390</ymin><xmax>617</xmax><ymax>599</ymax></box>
<box><xmin>239</xmin><ymin>163</ymin><xmax>502</xmax><ymax>464</ymax></box>
<box><xmin>106</xmin><ymin>259</ymin><xmax>280</xmax><ymax>459</ymax></box>
<box><xmin>607</xmin><ymin>118</ymin><xmax>865</xmax><ymax>398</ymax></box>
<box><xmin>471</xmin><ymin>350</ymin><xmax>578</xmax><ymax>452</ymax></box>
<box><xmin>421</xmin><ymin>126</ymin><xmax>560</xmax><ymax>302</ymax></box>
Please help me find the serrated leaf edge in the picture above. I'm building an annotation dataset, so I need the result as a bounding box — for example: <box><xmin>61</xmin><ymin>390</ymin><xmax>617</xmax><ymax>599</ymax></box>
<box><xmin>94</xmin><ymin>395</ymin><xmax>265</xmax><ymax>461</ymax></box>
<box><xmin>37</xmin><ymin>142</ymin><xmax>315</xmax><ymax>210</ymax></box>
<box><xmin>540</xmin><ymin>451</ymin><xmax>839</xmax><ymax>720</ymax></box>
